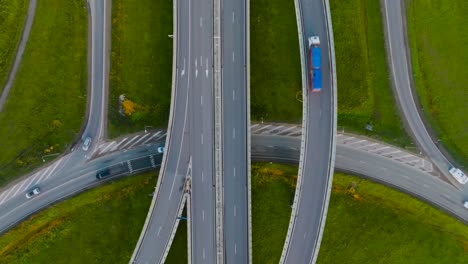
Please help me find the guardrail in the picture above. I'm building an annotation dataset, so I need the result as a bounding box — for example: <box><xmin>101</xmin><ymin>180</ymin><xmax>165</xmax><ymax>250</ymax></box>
<box><xmin>213</xmin><ymin>0</ymin><xmax>224</xmax><ymax>262</ymax></box>
<box><xmin>245</xmin><ymin>0</ymin><xmax>252</xmax><ymax>262</ymax></box>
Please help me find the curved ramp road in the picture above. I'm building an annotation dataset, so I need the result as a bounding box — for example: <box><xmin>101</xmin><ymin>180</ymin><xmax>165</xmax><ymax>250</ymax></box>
<box><xmin>382</xmin><ymin>0</ymin><xmax>464</xmax><ymax>187</ymax></box>
<box><xmin>251</xmin><ymin>135</ymin><xmax>468</xmax><ymax>223</ymax></box>
<box><xmin>1</xmin><ymin>134</ymin><xmax>466</xmax><ymax>248</ymax></box>
<box><xmin>130</xmin><ymin>0</ymin><xmax>216</xmax><ymax>262</ymax></box>
<box><xmin>0</xmin><ymin>143</ymin><xmax>163</xmax><ymax>234</ymax></box>
<box><xmin>280</xmin><ymin>0</ymin><xmax>336</xmax><ymax>263</ymax></box>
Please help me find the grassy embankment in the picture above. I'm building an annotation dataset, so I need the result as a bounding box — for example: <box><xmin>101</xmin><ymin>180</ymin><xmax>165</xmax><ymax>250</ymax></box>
<box><xmin>406</xmin><ymin>0</ymin><xmax>468</xmax><ymax>167</ymax></box>
<box><xmin>1</xmin><ymin>164</ymin><xmax>466</xmax><ymax>263</ymax></box>
<box><xmin>0</xmin><ymin>0</ymin><xmax>87</xmax><ymax>187</ymax></box>
<box><xmin>250</xmin><ymin>0</ymin><xmax>302</xmax><ymax>122</ymax></box>
<box><xmin>0</xmin><ymin>0</ymin><xmax>28</xmax><ymax>94</ymax></box>
<box><xmin>108</xmin><ymin>0</ymin><xmax>173</xmax><ymax>138</ymax></box>
<box><xmin>330</xmin><ymin>0</ymin><xmax>411</xmax><ymax>146</ymax></box>
<box><xmin>251</xmin><ymin>163</ymin><xmax>468</xmax><ymax>263</ymax></box>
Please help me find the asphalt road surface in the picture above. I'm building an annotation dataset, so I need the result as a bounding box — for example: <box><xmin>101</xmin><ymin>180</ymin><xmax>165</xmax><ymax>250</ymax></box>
<box><xmin>0</xmin><ymin>143</ymin><xmax>163</xmax><ymax>234</ymax></box>
<box><xmin>130</xmin><ymin>0</ymin><xmax>216</xmax><ymax>262</ymax></box>
<box><xmin>251</xmin><ymin>135</ymin><xmax>468</xmax><ymax>223</ymax></box>
<box><xmin>382</xmin><ymin>0</ymin><xmax>461</xmax><ymax>186</ymax></box>
<box><xmin>221</xmin><ymin>0</ymin><xmax>249</xmax><ymax>262</ymax></box>
<box><xmin>281</xmin><ymin>0</ymin><xmax>335</xmax><ymax>263</ymax></box>
<box><xmin>1</xmin><ymin>134</ymin><xmax>466</xmax><ymax>249</ymax></box>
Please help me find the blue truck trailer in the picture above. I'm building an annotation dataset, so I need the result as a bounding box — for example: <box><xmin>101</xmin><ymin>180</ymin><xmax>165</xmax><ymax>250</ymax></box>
<box><xmin>308</xmin><ymin>36</ymin><xmax>322</xmax><ymax>92</ymax></box>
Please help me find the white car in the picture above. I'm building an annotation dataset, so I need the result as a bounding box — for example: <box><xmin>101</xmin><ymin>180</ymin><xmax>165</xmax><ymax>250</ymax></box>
<box><xmin>464</xmin><ymin>201</ymin><xmax>468</xmax><ymax>209</ymax></box>
<box><xmin>82</xmin><ymin>137</ymin><xmax>92</xmax><ymax>151</ymax></box>
<box><xmin>25</xmin><ymin>187</ymin><xmax>41</xmax><ymax>199</ymax></box>
<box><xmin>157</xmin><ymin>147</ymin><xmax>165</xmax><ymax>153</ymax></box>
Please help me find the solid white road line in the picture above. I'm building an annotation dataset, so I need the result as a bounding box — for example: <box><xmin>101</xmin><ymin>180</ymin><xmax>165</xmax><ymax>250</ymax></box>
<box><xmin>120</xmin><ymin>135</ymin><xmax>140</xmax><ymax>149</ymax></box>
<box><xmin>128</xmin><ymin>133</ymin><xmax>152</xmax><ymax>148</ymax></box>
<box><xmin>279</xmin><ymin>126</ymin><xmax>297</xmax><ymax>134</ymax></box>
<box><xmin>112</xmin><ymin>137</ymin><xmax>128</xmax><ymax>150</ymax></box>
<box><xmin>44</xmin><ymin>158</ymin><xmax>63</xmax><ymax>180</ymax></box>
<box><xmin>99</xmin><ymin>141</ymin><xmax>116</xmax><ymax>154</ymax></box>
<box><xmin>142</xmin><ymin>131</ymin><xmax>162</xmax><ymax>144</ymax></box>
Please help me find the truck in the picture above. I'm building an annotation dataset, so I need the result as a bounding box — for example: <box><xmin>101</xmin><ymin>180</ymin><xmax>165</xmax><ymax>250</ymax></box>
<box><xmin>449</xmin><ymin>167</ymin><xmax>468</xmax><ymax>184</ymax></box>
<box><xmin>308</xmin><ymin>36</ymin><xmax>322</xmax><ymax>92</ymax></box>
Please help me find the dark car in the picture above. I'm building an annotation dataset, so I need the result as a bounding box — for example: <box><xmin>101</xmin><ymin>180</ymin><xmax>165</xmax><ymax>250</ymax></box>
<box><xmin>96</xmin><ymin>169</ymin><xmax>111</xmax><ymax>180</ymax></box>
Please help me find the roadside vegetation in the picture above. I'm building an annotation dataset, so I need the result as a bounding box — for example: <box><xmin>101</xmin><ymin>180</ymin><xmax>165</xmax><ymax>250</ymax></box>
<box><xmin>0</xmin><ymin>0</ymin><xmax>87</xmax><ymax>187</ymax></box>
<box><xmin>0</xmin><ymin>0</ymin><xmax>28</xmax><ymax>94</ymax></box>
<box><xmin>109</xmin><ymin>0</ymin><xmax>173</xmax><ymax>138</ymax></box>
<box><xmin>0</xmin><ymin>172</ymin><xmax>159</xmax><ymax>263</ymax></box>
<box><xmin>330</xmin><ymin>0</ymin><xmax>411</xmax><ymax>146</ymax></box>
<box><xmin>406</xmin><ymin>0</ymin><xmax>468</xmax><ymax>167</ymax></box>
<box><xmin>251</xmin><ymin>163</ymin><xmax>468</xmax><ymax>263</ymax></box>
<box><xmin>250</xmin><ymin>0</ymin><xmax>302</xmax><ymax>122</ymax></box>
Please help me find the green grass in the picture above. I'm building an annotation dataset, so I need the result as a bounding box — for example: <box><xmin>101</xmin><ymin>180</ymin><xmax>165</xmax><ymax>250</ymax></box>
<box><xmin>250</xmin><ymin>0</ymin><xmax>302</xmax><ymax>122</ymax></box>
<box><xmin>0</xmin><ymin>0</ymin><xmax>28</xmax><ymax>94</ymax></box>
<box><xmin>0</xmin><ymin>0</ymin><xmax>87</xmax><ymax>187</ymax></box>
<box><xmin>108</xmin><ymin>0</ymin><xmax>173</xmax><ymax>138</ymax></box>
<box><xmin>330</xmin><ymin>0</ymin><xmax>412</xmax><ymax>146</ymax></box>
<box><xmin>251</xmin><ymin>162</ymin><xmax>468</xmax><ymax>263</ymax></box>
<box><xmin>406</xmin><ymin>0</ymin><xmax>468</xmax><ymax>167</ymax></box>
<box><xmin>165</xmin><ymin>210</ymin><xmax>188</xmax><ymax>264</ymax></box>
<box><xmin>0</xmin><ymin>172</ymin><xmax>159</xmax><ymax>263</ymax></box>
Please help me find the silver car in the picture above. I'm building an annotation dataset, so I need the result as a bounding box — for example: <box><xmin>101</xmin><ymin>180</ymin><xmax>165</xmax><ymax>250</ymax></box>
<box><xmin>25</xmin><ymin>187</ymin><xmax>41</xmax><ymax>199</ymax></box>
<box><xmin>82</xmin><ymin>137</ymin><xmax>92</xmax><ymax>151</ymax></box>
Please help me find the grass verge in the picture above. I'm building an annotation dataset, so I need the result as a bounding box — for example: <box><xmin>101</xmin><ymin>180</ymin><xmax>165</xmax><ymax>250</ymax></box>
<box><xmin>250</xmin><ymin>0</ymin><xmax>302</xmax><ymax>122</ymax></box>
<box><xmin>0</xmin><ymin>0</ymin><xmax>87</xmax><ymax>187</ymax></box>
<box><xmin>330</xmin><ymin>0</ymin><xmax>412</xmax><ymax>146</ymax></box>
<box><xmin>0</xmin><ymin>172</ymin><xmax>159</xmax><ymax>263</ymax></box>
<box><xmin>406</xmin><ymin>0</ymin><xmax>468</xmax><ymax>167</ymax></box>
<box><xmin>0</xmin><ymin>0</ymin><xmax>28</xmax><ymax>94</ymax></box>
<box><xmin>108</xmin><ymin>0</ymin><xmax>173</xmax><ymax>138</ymax></box>
<box><xmin>251</xmin><ymin>162</ymin><xmax>468</xmax><ymax>263</ymax></box>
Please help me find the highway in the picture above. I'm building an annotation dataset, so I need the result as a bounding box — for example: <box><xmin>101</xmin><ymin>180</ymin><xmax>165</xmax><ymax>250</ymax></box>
<box><xmin>130</xmin><ymin>0</ymin><xmax>217</xmax><ymax>262</ymax></box>
<box><xmin>221</xmin><ymin>0</ymin><xmax>250</xmax><ymax>262</ymax></box>
<box><xmin>280</xmin><ymin>0</ymin><xmax>336</xmax><ymax>263</ymax></box>
<box><xmin>382</xmin><ymin>0</ymin><xmax>462</xmax><ymax>186</ymax></box>
<box><xmin>188</xmin><ymin>0</ymin><xmax>216</xmax><ymax>262</ymax></box>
